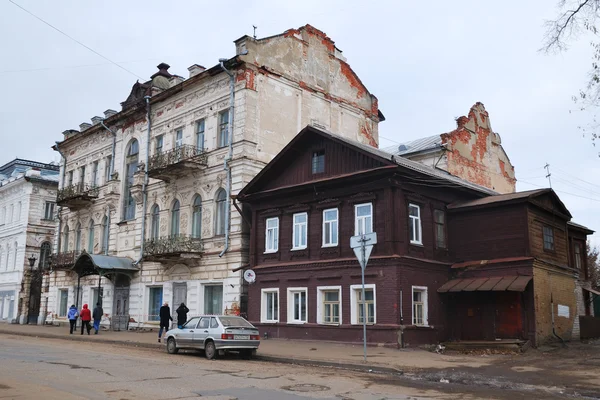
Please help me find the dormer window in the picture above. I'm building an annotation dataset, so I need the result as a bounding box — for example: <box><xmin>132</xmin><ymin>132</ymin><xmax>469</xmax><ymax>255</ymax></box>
<box><xmin>312</xmin><ymin>150</ymin><xmax>325</xmax><ymax>174</ymax></box>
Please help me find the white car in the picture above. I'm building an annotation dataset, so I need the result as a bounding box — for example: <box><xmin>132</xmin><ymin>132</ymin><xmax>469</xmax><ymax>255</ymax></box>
<box><xmin>165</xmin><ymin>315</ymin><xmax>260</xmax><ymax>360</ymax></box>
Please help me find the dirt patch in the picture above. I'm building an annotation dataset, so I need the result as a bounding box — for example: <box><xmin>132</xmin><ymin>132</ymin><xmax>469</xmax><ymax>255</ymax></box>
<box><xmin>0</xmin><ymin>384</ymin><xmax>12</xmax><ymax>389</ymax></box>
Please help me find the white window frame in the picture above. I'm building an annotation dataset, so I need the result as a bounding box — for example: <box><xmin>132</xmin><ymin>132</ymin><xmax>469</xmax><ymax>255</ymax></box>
<box><xmin>265</xmin><ymin>217</ymin><xmax>279</xmax><ymax>253</ymax></box>
<box><xmin>175</xmin><ymin>128</ymin><xmax>183</xmax><ymax>148</ymax></box>
<box><xmin>354</xmin><ymin>203</ymin><xmax>373</xmax><ymax>236</ymax></box>
<box><xmin>412</xmin><ymin>286</ymin><xmax>428</xmax><ymax>326</ymax></box>
<box><xmin>260</xmin><ymin>288</ymin><xmax>279</xmax><ymax>323</ymax></box>
<box><xmin>322</xmin><ymin>208</ymin><xmax>338</xmax><ymax>247</ymax></box>
<box><xmin>292</xmin><ymin>212</ymin><xmax>308</xmax><ymax>250</ymax></box>
<box><xmin>409</xmin><ymin>203</ymin><xmax>422</xmax><ymax>245</ymax></box>
<box><xmin>287</xmin><ymin>287</ymin><xmax>308</xmax><ymax>324</ymax></box>
<box><xmin>43</xmin><ymin>201</ymin><xmax>55</xmax><ymax>220</ymax></box>
<box><xmin>316</xmin><ymin>286</ymin><xmax>342</xmax><ymax>325</ymax></box>
<box><xmin>350</xmin><ymin>284</ymin><xmax>376</xmax><ymax>325</ymax></box>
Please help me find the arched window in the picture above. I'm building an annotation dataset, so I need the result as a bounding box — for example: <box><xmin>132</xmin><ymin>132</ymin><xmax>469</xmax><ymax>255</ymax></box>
<box><xmin>6</xmin><ymin>244</ymin><xmax>11</xmax><ymax>270</ymax></box>
<box><xmin>13</xmin><ymin>241</ymin><xmax>18</xmax><ymax>269</ymax></box>
<box><xmin>192</xmin><ymin>195</ymin><xmax>202</xmax><ymax>238</ymax></box>
<box><xmin>62</xmin><ymin>225</ymin><xmax>69</xmax><ymax>252</ymax></box>
<box><xmin>171</xmin><ymin>200</ymin><xmax>180</xmax><ymax>236</ymax></box>
<box><xmin>39</xmin><ymin>242</ymin><xmax>51</xmax><ymax>270</ymax></box>
<box><xmin>75</xmin><ymin>222</ymin><xmax>82</xmax><ymax>252</ymax></box>
<box><xmin>16</xmin><ymin>202</ymin><xmax>21</xmax><ymax>222</ymax></box>
<box><xmin>101</xmin><ymin>215</ymin><xmax>109</xmax><ymax>254</ymax></box>
<box><xmin>87</xmin><ymin>220</ymin><xmax>95</xmax><ymax>253</ymax></box>
<box><xmin>0</xmin><ymin>247</ymin><xmax>3</xmax><ymax>270</ymax></box>
<box><xmin>123</xmin><ymin>139</ymin><xmax>139</xmax><ymax>220</ymax></box>
<box><xmin>150</xmin><ymin>204</ymin><xmax>160</xmax><ymax>240</ymax></box>
<box><xmin>215</xmin><ymin>189</ymin><xmax>227</xmax><ymax>236</ymax></box>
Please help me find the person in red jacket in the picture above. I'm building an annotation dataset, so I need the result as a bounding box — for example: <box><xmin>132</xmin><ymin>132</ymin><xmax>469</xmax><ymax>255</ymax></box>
<box><xmin>80</xmin><ymin>304</ymin><xmax>92</xmax><ymax>335</ymax></box>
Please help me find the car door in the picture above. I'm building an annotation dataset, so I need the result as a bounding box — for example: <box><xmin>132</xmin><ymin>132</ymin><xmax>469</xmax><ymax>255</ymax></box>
<box><xmin>193</xmin><ymin>317</ymin><xmax>211</xmax><ymax>349</ymax></box>
<box><xmin>176</xmin><ymin>317</ymin><xmax>200</xmax><ymax>347</ymax></box>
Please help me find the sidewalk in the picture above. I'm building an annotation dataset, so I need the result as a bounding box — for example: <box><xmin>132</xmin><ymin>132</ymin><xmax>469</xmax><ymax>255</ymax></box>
<box><xmin>0</xmin><ymin>323</ymin><xmax>494</xmax><ymax>374</ymax></box>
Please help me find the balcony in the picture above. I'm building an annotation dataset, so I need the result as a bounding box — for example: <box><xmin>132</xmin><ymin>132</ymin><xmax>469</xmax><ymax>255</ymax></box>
<box><xmin>57</xmin><ymin>183</ymin><xmax>99</xmax><ymax>210</ymax></box>
<box><xmin>143</xmin><ymin>235</ymin><xmax>203</xmax><ymax>264</ymax></box>
<box><xmin>147</xmin><ymin>145</ymin><xmax>208</xmax><ymax>183</ymax></box>
<box><xmin>49</xmin><ymin>251</ymin><xmax>81</xmax><ymax>271</ymax></box>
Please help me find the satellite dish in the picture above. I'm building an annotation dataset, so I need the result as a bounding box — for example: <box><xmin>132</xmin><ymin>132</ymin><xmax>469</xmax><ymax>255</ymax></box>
<box><xmin>243</xmin><ymin>269</ymin><xmax>256</xmax><ymax>284</ymax></box>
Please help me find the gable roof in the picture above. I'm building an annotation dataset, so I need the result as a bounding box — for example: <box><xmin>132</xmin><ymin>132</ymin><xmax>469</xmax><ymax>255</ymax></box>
<box><xmin>448</xmin><ymin>188</ymin><xmax>572</xmax><ymax>218</ymax></box>
<box><xmin>238</xmin><ymin>125</ymin><xmax>497</xmax><ymax>198</ymax></box>
<box><xmin>382</xmin><ymin>134</ymin><xmax>443</xmax><ymax>156</ymax></box>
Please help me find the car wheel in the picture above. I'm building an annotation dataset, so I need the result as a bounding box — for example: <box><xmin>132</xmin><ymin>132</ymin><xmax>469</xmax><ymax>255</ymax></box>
<box><xmin>240</xmin><ymin>349</ymin><xmax>253</xmax><ymax>360</ymax></box>
<box><xmin>204</xmin><ymin>341</ymin><xmax>216</xmax><ymax>360</ymax></box>
<box><xmin>167</xmin><ymin>338</ymin><xmax>179</xmax><ymax>354</ymax></box>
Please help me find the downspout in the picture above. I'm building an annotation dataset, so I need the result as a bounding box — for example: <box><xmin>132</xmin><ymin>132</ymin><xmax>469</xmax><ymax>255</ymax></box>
<box><xmin>53</xmin><ymin>142</ymin><xmax>67</xmax><ymax>256</ymax></box>
<box><xmin>134</xmin><ymin>96</ymin><xmax>152</xmax><ymax>265</ymax></box>
<box><xmin>219</xmin><ymin>59</ymin><xmax>235</xmax><ymax>258</ymax></box>
<box><xmin>550</xmin><ymin>293</ymin><xmax>566</xmax><ymax>347</ymax></box>
<box><xmin>100</xmin><ymin>120</ymin><xmax>117</xmax><ymax>177</ymax></box>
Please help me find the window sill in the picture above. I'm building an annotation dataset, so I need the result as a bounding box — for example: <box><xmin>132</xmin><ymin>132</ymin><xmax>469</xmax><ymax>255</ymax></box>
<box><xmin>117</xmin><ymin>220</ymin><xmax>131</xmax><ymax>226</ymax></box>
<box><xmin>260</xmin><ymin>320</ymin><xmax>279</xmax><ymax>324</ymax></box>
<box><xmin>410</xmin><ymin>241</ymin><xmax>424</xmax><ymax>247</ymax></box>
<box><xmin>321</xmin><ymin>244</ymin><xmax>338</xmax><ymax>248</ymax></box>
<box><xmin>351</xmin><ymin>322</ymin><xmax>376</xmax><ymax>326</ymax></box>
<box><xmin>290</xmin><ymin>247</ymin><xmax>307</xmax><ymax>252</ymax></box>
<box><xmin>263</xmin><ymin>250</ymin><xmax>278</xmax><ymax>255</ymax></box>
<box><xmin>318</xmin><ymin>322</ymin><xmax>341</xmax><ymax>326</ymax></box>
<box><xmin>287</xmin><ymin>321</ymin><xmax>307</xmax><ymax>325</ymax></box>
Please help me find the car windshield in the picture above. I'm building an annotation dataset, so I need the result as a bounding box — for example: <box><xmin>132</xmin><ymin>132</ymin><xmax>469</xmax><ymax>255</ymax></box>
<box><xmin>219</xmin><ymin>316</ymin><xmax>253</xmax><ymax>328</ymax></box>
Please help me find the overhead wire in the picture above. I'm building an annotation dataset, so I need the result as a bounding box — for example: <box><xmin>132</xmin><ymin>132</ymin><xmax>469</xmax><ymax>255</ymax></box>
<box><xmin>519</xmin><ymin>180</ymin><xmax>600</xmax><ymax>203</ymax></box>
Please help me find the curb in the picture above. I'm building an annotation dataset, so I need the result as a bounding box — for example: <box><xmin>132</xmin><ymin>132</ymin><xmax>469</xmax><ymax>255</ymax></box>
<box><xmin>0</xmin><ymin>328</ymin><xmax>402</xmax><ymax>375</ymax></box>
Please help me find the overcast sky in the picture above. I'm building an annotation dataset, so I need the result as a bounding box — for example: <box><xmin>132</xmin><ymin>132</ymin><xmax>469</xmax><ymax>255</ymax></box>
<box><xmin>1</xmin><ymin>0</ymin><xmax>599</xmax><ymax>245</ymax></box>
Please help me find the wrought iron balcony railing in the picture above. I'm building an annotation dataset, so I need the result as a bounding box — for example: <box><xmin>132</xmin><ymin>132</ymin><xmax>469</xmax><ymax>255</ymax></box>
<box><xmin>143</xmin><ymin>234</ymin><xmax>203</xmax><ymax>258</ymax></box>
<box><xmin>57</xmin><ymin>183</ymin><xmax>99</xmax><ymax>203</ymax></box>
<box><xmin>49</xmin><ymin>251</ymin><xmax>81</xmax><ymax>270</ymax></box>
<box><xmin>148</xmin><ymin>145</ymin><xmax>208</xmax><ymax>172</ymax></box>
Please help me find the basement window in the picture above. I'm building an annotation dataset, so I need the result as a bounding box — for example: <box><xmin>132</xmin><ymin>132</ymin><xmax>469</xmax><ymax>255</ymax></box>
<box><xmin>312</xmin><ymin>150</ymin><xmax>325</xmax><ymax>174</ymax></box>
<box><xmin>543</xmin><ymin>226</ymin><xmax>555</xmax><ymax>251</ymax></box>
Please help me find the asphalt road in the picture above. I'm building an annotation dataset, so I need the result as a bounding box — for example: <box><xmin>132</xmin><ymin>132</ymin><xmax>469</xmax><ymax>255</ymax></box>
<box><xmin>0</xmin><ymin>334</ymin><xmax>571</xmax><ymax>400</ymax></box>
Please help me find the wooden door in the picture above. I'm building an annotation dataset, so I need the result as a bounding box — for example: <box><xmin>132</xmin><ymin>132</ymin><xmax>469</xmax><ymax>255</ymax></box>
<box><xmin>495</xmin><ymin>292</ymin><xmax>522</xmax><ymax>339</ymax></box>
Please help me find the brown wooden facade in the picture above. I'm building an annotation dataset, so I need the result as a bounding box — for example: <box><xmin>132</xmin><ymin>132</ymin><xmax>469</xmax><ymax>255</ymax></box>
<box><xmin>237</xmin><ymin>126</ymin><xmax>593</xmax><ymax>347</ymax></box>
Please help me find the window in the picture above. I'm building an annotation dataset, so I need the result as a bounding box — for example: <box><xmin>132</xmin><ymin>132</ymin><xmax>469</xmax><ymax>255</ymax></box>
<box><xmin>75</xmin><ymin>223</ymin><xmax>82</xmax><ymax>252</ymax></box>
<box><xmin>354</xmin><ymin>203</ymin><xmax>373</xmax><ymax>235</ymax></box>
<box><xmin>412</xmin><ymin>286</ymin><xmax>428</xmax><ymax>326</ymax></box>
<box><xmin>150</xmin><ymin>204</ymin><xmax>160</xmax><ymax>240</ymax></box>
<box><xmin>218</xmin><ymin>109</ymin><xmax>229</xmax><ymax>148</ymax></box>
<box><xmin>265</xmin><ymin>217</ymin><xmax>279</xmax><ymax>253</ymax></box>
<box><xmin>175</xmin><ymin>129</ymin><xmax>183</xmax><ymax>149</ymax></box>
<box><xmin>210</xmin><ymin>317</ymin><xmax>219</xmax><ymax>328</ymax></box>
<box><xmin>0</xmin><ymin>207</ymin><xmax>5</xmax><ymax>224</ymax></box>
<box><xmin>0</xmin><ymin>248</ymin><xmax>3</xmax><ymax>270</ymax></box>
<box><xmin>87</xmin><ymin>220</ymin><xmax>95</xmax><ymax>253</ymax></box>
<box><xmin>215</xmin><ymin>189</ymin><xmax>227</xmax><ymax>236</ymax></box>
<box><xmin>318</xmin><ymin>287</ymin><xmax>341</xmax><ymax>324</ymax></box>
<box><xmin>350</xmin><ymin>284</ymin><xmax>376</xmax><ymax>325</ymax></box>
<box><xmin>434</xmin><ymin>209</ymin><xmax>446</xmax><ymax>249</ymax></box>
<box><xmin>287</xmin><ymin>288</ymin><xmax>307</xmax><ymax>324</ymax></box>
<box><xmin>123</xmin><ymin>139</ymin><xmax>139</xmax><ymax>220</ymax></box>
<box><xmin>62</xmin><ymin>225</ymin><xmax>69</xmax><ymax>252</ymax></box>
<box><xmin>574</xmin><ymin>242</ymin><xmax>583</xmax><ymax>269</ymax></box>
<box><xmin>79</xmin><ymin>166</ymin><xmax>86</xmax><ymax>189</ymax></box>
<box><xmin>322</xmin><ymin>208</ymin><xmax>338</xmax><ymax>247</ymax></box>
<box><xmin>543</xmin><ymin>226</ymin><xmax>555</xmax><ymax>251</ymax></box>
<box><xmin>39</xmin><ymin>242</ymin><xmax>51</xmax><ymax>270</ymax></box>
<box><xmin>196</xmin><ymin>119</ymin><xmax>205</xmax><ymax>151</ymax></box>
<box><xmin>204</xmin><ymin>285</ymin><xmax>223</xmax><ymax>314</ymax></box>
<box><xmin>292</xmin><ymin>213</ymin><xmax>307</xmax><ymax>250</ymax></box>
<box><xmin>13</xmin><ymin>241</ymin><xmax>18</xmax><ymax>269</ymax></box>
<box><xmin>192</xmin><ymin>195</ymin><xmax>202</xmax><ymax>238</ymax></box>
<box><xmin>43</xmin><ymin>202</ymin><xmax>55</xmax><ymax>220</ymax></box>
<box><xmin>6</xmin><ymin>244</ymin><xmax>11</xmax><ymax>270</ymax></box>
<box><xmin>58</xmin><ymin>289</ymin><xmax>69</xmax><ymax>317</ymax></box>
<box><xmin>155</xmin><ymin>135</ymin><xmax>163</xmax><ymax>154</ymax></box>
<box><xmin>104</xmin><ymin>156</ymin><xmax>112</xmax><ymax>183</ymax></box>
<box><xmin>92</xmin><ymin>287</ymin><xmax>103</xmax><ymax>307</ymax></box>
<box><xmin>101</xmin><ymin>215</ymin><xmax>109</xmax><ymax>254</ymax></box>
<box><xmin>312</xmin><ymin>150</ymin><xmax>325</xmax><ymax>174</ymax></box>
<box><xmin>67</xmin><ymin>171</ymin><xmax>73</xmax><ymax>187</ymax></box>
<box><xmin>148</xmin><ymin>287</ymin><xmax>163</xmax><ymax>321</ymax></box>
<box><xmin>198</xmin><ymin>318</ymin><xmax>210</xmax><ymax>329</ymax></box>
<box><xmin>261</xmin><ymin>289</ymin><xmax>279</xmax><ymax>323</ymax></box>
<box><xmin>184</xmin><ymin>317</ymin><xmax>200</xmax><ymax>329</ymax></box>
<box><xmin>91</xmin><ymin>161</ymin><xmax>98</xmax><ymax>187</ymax></box>
<box><xmin>170</xmin><ymin>200</ymin><xmax>180</xmax><ymax>236</ymax></box>
<box><xmin>8</xmin><ymin>204</ymin><xmax>13</xmax><ymax>224</ymax></box>
<box><xmin>16</xmin><ymin>202</ymin><xmax>21</xmax><ymax>221</ymax></box>
<box><xmin>409</xmin><ymin>204</ymin><xmax>422</xmax><ymax>245</ymax></box>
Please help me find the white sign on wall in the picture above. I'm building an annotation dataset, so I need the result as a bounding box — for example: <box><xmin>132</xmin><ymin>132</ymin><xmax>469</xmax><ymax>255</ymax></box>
<box><xmin>557</xmin><ymin>304</ymin><xmax>570</xmax><ymax>318</ymax></box>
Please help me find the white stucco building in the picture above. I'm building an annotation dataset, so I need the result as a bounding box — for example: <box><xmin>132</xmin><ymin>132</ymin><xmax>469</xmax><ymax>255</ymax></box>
<box><xmin>45</xmin><ymin>25</ymin><xmax>383</xmax><ymax>329</ymax></box>
<box><xmin>0</xmin><ymin>159</ymin><xmax>59</xmax><ymax>324</ymax></box>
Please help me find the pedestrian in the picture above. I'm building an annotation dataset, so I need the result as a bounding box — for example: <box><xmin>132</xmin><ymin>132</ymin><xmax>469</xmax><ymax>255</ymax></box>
<box><xmin>67</xmin><ymin>304</ymin><xmax>78</xmax><ymax>334</ymax></box>
<box><xmin>176</xmin><ymin>302</ymin><xmax>189</xmax><ymax>329</ymax></box>
<box><xmin>158</xmin><ymin>302</ymin><xmax>172</xmax><ymax>343</ymax></box>
<box><xmin>80</xmin><ymin>304</ymin><xmax>92</xmax><ymax>335</ymax></box>
<box><xmin>92</xmin><ymin>302</ymin><xmax>103</xmax><ymax>335</ymax></box>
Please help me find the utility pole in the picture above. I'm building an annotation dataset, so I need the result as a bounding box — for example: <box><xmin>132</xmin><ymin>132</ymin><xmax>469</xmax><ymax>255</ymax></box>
<box><xmin>544</xmin><ymin>163</ymin><xmax>552</xmax><ymax>188</ymax></box>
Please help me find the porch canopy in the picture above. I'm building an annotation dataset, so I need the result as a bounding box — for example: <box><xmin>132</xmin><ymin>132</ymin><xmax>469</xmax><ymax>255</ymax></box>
<box><xmin>72</xmin><ymin>252</ymin><xmax>138</xmax><ymax>278</ymax></box>
<box><xmin>583</xmin><ymin>287</ymin><xmax>600</xmax><ymax>297</ymax></box>
<box><xmin>438</xmin><ymin>276</ymin><xmax>532</xmax><ymax>293</ymax></box>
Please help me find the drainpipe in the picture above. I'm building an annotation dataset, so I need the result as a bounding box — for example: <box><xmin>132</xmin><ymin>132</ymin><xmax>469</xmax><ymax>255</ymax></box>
<box><xmin>134</xmin><ymin>96</ymin><xmax>152</xmax><ymax>265</ymax></box>
<box><xmin>218</xmin><ymin>59</ymin><xmax>235</xmax><ymax>258</ymax></box>
<box><xmin>54</xmin><ymin>142</ymin><xmax>67</xmax><ymax>256</ymax></box>
<box><xmin>550</xmin><ymin>293</ymin><xmax>566</xmax><ymax>347</ymax></box>
<box><xmin>100</xmin><ymin>121</ymin><xmax>117</xmax><ymax>177</ymax></box>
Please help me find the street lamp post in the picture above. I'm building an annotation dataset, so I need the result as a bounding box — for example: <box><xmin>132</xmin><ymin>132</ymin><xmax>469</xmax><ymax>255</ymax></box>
<box><xmin>27</xmin><ymin>254</ymin><xmax>37</xmax><ymax>325</ymax></box>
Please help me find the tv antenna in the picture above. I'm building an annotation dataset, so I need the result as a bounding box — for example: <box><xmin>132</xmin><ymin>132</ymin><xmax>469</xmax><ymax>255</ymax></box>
<box><xmin>544</xmin><ymin>163</ymin><xmax>552</xmax><ymax>188</ymax></box>
<box><xmin>253</xmin><ymin>25</ymin><xmax>257</xmax><ymax>39</ymax></box>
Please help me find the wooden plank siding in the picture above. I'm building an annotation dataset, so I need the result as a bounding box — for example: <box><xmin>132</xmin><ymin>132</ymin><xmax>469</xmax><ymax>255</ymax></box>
<box><xmin>527</xmin><ymin>205</ymin><xmax>569</xmax><ymax>267</ymax></box>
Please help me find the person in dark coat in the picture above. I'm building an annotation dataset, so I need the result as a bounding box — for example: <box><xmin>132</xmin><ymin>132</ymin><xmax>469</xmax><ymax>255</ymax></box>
<box><xmin>158</xmin><ymin>302</ymin><xmax>172</xmax><ymax>343</ymax></box>
<box><xmin>92</xmin><ymin>303</ymin><xmax>103</xmax><ymax>334</ymax></box>
<box><xmin>67</xmin><ymin>304</ymin><xmax>78</xmax><ymax>334</ymax></box>
<box><xmin>176</xmin><ymin>303</ymin><xmax>189</xmax><ymax>329</ymax></box>
<box><xmin>80</xmin><ymin>304</ymin><xmax>92</xmax><ymax>335</ymax></box>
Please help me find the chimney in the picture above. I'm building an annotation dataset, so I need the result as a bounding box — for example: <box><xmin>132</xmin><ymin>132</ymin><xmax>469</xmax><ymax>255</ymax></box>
<box><xmin>104</xmin><ymin>109</ymin><xmax>117</xmax><ymax>118</ymax></box>
<box><xmin>79</xmin><ymin>122</ymin><xmax>92</xmax><ymax>131</ymax></box>
<box><xmin>91</xmin><ymin>116</ymin><xmax>103</xmax><ymax>125</ymax></box>
<box><xmin>187</xmin><ymin>64</ymin><xmax>206</xmax><ymax>78</ymax></box>
<box><xmin>151</xmin><ymin>63</ymin><xmax>172</xmax><ymax>79</ymax></box>
<box><xmin>169</xmin><ymin>75</ymin><xmax>185</xmax><ymax>86</ymax></box>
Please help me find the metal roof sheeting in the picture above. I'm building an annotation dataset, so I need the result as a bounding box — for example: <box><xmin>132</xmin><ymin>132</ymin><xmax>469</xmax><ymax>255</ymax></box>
<box><xmin>382</xmin><ymin>135</ymin><xmax>443</xmax><ymax>156</ymax></box>
<box><xmin>438</xmin><ymin>276</ymin><xmax>532</xmax><ymax>293</ymax></box>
